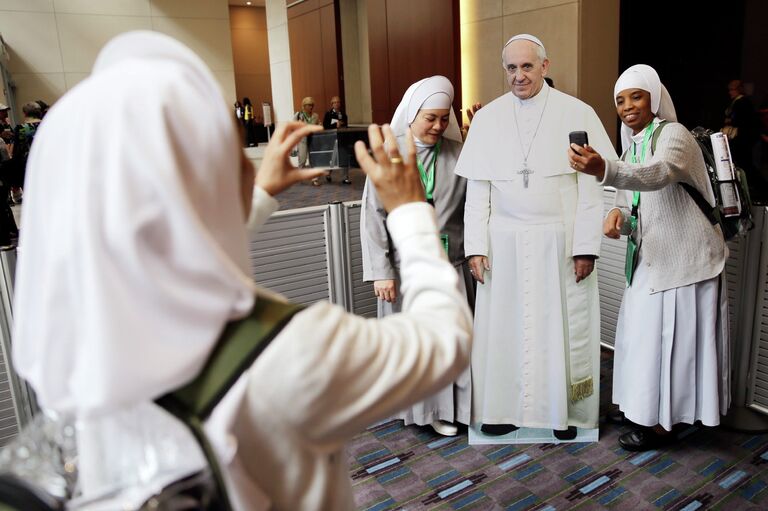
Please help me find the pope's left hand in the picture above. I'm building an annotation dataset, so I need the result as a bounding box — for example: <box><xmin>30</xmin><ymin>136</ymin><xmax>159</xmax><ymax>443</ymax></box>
<box><xmin>568</xmin><ymin>143</ymin><xmax>606</xmax><ymax>181</ymax></box>
<box><xmin>573</xmin><ymin>255</ymin><xmax>595</xmax><ymax>283</ymax></box>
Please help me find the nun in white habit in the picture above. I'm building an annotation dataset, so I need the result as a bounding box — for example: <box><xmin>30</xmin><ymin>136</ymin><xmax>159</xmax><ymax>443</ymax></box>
<box><xmin>12</xmin><ymin>31</ymin><xmax>473</xmax><ymax>510</ymax></box>
<box><xmin>361</xmin><ymin>76</ymin><xmax>473</xmax><ymax>437</ymax></box>
<box><xmin>568</xmin><ymin>64</ymin><xmax>730</xmax><ymax>451</ymax></box>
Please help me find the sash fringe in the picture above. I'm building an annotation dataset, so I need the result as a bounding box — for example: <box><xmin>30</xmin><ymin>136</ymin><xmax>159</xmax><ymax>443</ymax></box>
<box><xmin>570</xmin><ymin>376</ymin><xmax>594</xmax><ymax>402</ymax></box>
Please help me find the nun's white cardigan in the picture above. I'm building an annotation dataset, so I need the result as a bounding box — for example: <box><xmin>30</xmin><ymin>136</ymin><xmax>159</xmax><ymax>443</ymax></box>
<box><xmin>601</xmin><ymin>121</ymin><xmax>727</xmax><ymax>293</ymax></box>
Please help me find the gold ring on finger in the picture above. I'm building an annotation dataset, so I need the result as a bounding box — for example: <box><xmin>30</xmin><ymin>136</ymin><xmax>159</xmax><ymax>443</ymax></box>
<box><xmin>389</xmin><ymin>157</ymin><xmax>403</xmax><ymax>164</ymax></box>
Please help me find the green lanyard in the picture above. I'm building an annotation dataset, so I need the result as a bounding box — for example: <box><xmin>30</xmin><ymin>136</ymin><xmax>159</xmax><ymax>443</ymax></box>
<box><xmin>417</xmin><ymin>139</ymin><xmax>441</xmax><ymax>201</ymax></box>
<box><xmin>628</xmin><ymin>122</ymin><xmax>656</xmax><ymax>229</ymax></box>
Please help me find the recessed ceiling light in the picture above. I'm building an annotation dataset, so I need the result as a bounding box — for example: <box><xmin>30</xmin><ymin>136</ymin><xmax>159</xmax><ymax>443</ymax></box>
<box><xmin>246</xmin><ymin>1</ymin><xmax>252</xmax><ymax>4</ymax></box>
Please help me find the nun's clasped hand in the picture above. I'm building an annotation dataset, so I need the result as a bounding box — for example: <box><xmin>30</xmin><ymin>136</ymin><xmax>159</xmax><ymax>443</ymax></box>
<box><xmin>567</xmin><ymin>143</ymin><xmax>606</xmax><ymax>181</ymax></box>
<box><xmin>354</xmin><ymin>124</ymin><xmax>424</xmax><ymax>212</ymax></box>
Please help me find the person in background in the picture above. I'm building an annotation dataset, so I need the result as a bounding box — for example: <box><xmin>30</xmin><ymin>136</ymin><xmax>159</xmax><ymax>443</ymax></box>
<box><xmin>243</xmin><ymin>97</ymin><xmax>256</xmax><ymax>147</ymax></box>
<box><xmin>0</xmin><ymin>103</ymin><xmax>13</xmax><ymax>146</ymax></box>
<box><xmin>11</xmin><ymin>31</ymin><xmax>472</xmax><ymax>510</ymax></box>
<box><xmin>323</xmin><ymin>96</ymin><xmax>347</xmax><ymax>130</ymax></box>
<box><xmin>294</xmin><ymin>96</ymin><xmax>321</xmax><ymax>184</ymax></box>
<box><xmin>457</xmin><ymin>34</ymin><xmax>615</xmax><ymax>440</ymax></box>
<box><xmin>9</xmin><ymin>102</ymin><xmax>43</xmax><ymax>204</ymax></box>
<box><xmin>568</xmin><ymin>64</ymin><xmax>729</xmax><ymax>452</ymax></box>
<box><xmin>361</xmin><ymin>76</ymin><xmax>472</xmax><ymax>437</ymax></box>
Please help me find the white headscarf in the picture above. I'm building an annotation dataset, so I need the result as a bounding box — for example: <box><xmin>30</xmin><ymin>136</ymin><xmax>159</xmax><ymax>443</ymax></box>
<box><xmin>12</xmin><ymin>31</ymin><xmax>257</xmax><ymax>417</ymax></box>
<box><xmin>613</xmin><ymin>64</ymin><xmax>678</xmax><ymax>152</ymax></box>
<box><xmin>390</xmin><ymin>75</ymin><xmax>462</xmax><ymax>143</ymax></box>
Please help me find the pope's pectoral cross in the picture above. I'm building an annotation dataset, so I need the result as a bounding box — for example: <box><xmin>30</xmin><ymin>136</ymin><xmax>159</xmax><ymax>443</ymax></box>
<box><xmin>518</xmin><ymin>164</ymin><xmax>534</xmax><ymax>188</ymax></box>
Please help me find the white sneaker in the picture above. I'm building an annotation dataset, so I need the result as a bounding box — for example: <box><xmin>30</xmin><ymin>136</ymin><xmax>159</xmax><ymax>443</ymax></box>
<box><xmin>431</xmin><ymin>420</ymin><xmax>458</xmax><ymax>437</ymax></box>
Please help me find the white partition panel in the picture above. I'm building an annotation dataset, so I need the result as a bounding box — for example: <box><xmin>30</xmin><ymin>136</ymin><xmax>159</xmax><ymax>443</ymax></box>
<box><xmin>596</xmin><ymin>188</ymin><xmax>628</xmax><ymax>348</ymax></box>
<box><xmin>249</xmin><ymin>206</ymin><xmax>331</xmax><ymax>306</ymax></box>
<box><xmin>346</xmin><ymin>202</ymin><xmax>377</xmax><ymax>318</ymax></box>
<box><xmin>746</xmin><ymin>208</ymin><xmax>768</xmax><ymax>415</ymax></box>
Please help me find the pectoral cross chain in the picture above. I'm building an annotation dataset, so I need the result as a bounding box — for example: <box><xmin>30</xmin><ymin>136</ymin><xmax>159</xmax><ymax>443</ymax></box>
<box><xmin>518</xmin><ymin>164</ymin><xmax>534</xmax><ymax>188</ymax></box>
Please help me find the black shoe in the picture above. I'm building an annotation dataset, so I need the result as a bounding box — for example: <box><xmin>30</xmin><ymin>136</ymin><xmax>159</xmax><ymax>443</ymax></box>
<box><xmin>553</xmin><ymin>426</ymin><xmax>578</xmax><ymax>440</ymax></box>
<box><xmin>605</xmin><ymin>408</ymin><xmax>626</xmax><ymax>425</ymax></box>
<box><xmin>618</xmin><ymin>428</ymin><xmax>676</xmax><ymax>452</ymax></box>
<box><xmin>325</xmin><ymin>175</ymin><xmax>332</xmax><ymax>182</ymax></box>
<box><xmin>480</xmin><ymin>423</ymin><xmax>518</xmax><ymax>436</ymax></box>
<box><xmin>342</xmin><ymin>179</ymin><xmax>352</xmax><ymax>185</ymax></box>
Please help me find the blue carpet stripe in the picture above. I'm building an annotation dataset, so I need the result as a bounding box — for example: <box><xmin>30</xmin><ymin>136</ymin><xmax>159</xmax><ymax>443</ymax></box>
<box><xmin>378</xmin><ymin>466</ymin><xmax>410</xmax><ymax>484</ymax></box>
<box><xmin>580</xmin><ymin>475</ymin><xmax>611</xmax><ymax>494</ymax></box>
<box><xmin>654</xmin><ymin>488</ymin><xmax>681</xmax><ymax>507</ymax></box>
<box><xmin>487</xmin><ymin>445</ymin><xmax>516</xmax><ymax>461</ymax></box>
<box><xmin>565</xmin><ymin>442</ymin><xmax>591</xmax><ymax>455</ymax></box>
<box><xmin>648</xmin><ymin>458</ymin><xmax>674</xmax><ymax>475</ymax></box>
<box><xmin>537</xmin><ymin>506</ymin><xmax>556</xmax><ymax>511</ymax></box>
<box><xmin>358</xmin><ymin>448</ymin><xmax>390</xmax><ymax>464</ymax></box>
<box><xmin>699</xmin><ymin>458</ymin><xmax>724</xmax><ymax>477</ymax></box>
<box><xmin>428</xmin><ymin>436</ymin><xmax>458</xmax><ymax>449</ymax></box>
<box><xmin>499</xmin><ymin>453</ymin><xmax>531</xmax><ymax>471</ymax></box>
<box><xmin>427</xmin><ymin>470</ymin><xmax>460</xmax><ymax>488</ymax></box>
<box><xmin>761</xmin><ymin>451</ymin><xmax>768</xmax><ymax>461</ymax></box>
<box><xmin>441</xmin><ymin>443</ymin><xmax>470</xmax><ymax>457</ymax></box>
<box><xmin>719</xmin><ymin>470</ymin><xmax>748</xmax><ymax>489</ymax></box>
<box><xmin>367</xmin><ymin>457</ymin><xmax>400</xmax><ymax>474</ymax></box>
<box><xmin>438</xmin><ymin>479</ymin><xmax>473</xmax><ymax>499</ymax></box>
<box><xmin>565</xmin><ymin>466</ymin><xmax>593</xmax><ymax>483</ymax></box>
<box><xmin>598</xmin><ymin>486</ymin><xmax>626</xmax><ymax>505</ymax></box>
<box><xmin>373</xmin><ymin>424</ymin><xmax>402</xmax><ymax>438</ymax></box>
<box><xmin>514</xmin><ymin>463</ymin><xmax>543</xmax><ymax>481</ymax></box>
<box><xmin>741</xmin><ymin>436</ymin><xmax>765</xmax><ymax>450</ymax></box>
<box><xmin>506</xmin><ymin>493</ymin><xmax>539</xmax><ymax>511</ymax></box>
<box><xmin>741</xmin><ymin>480</ymin><xmax>767</xmax><ymax>500</ymax></box>
<box><xmin>630</xmin><ymin>450</ymin><xmax>659</xmax><ymax>465</ymax></box>
<box><xmin>679</xmin><ymin>501</ymin><xmax>703</xmax><ymax>511</ymax></box>
<box><xmin>365</xmin><ymin>497</ymin><xmax>396</xmax><ymax>511</ymax></box>
<box><xmin>451</xmin><ymin>491</ymin><xmax>485</xmax><ymax>510</ymax></box>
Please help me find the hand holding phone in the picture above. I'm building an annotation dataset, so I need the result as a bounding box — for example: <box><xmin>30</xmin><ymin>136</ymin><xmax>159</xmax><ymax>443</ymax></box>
<box><xmin>569</xmin><ymin>131</ymin><xmax>588</xmax><ymax>148</ymax></box>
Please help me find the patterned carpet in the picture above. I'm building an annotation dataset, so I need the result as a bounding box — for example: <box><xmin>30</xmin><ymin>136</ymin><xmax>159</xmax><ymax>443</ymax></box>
<box><xmin>275</xmin><ymin>167</ymin><xmax>365</xmax><ymax>210</ymax></box>
<box><xmin>348</xmin><ymin>351</ymin><xmax>768</xmax><ymax>510</ymax></box>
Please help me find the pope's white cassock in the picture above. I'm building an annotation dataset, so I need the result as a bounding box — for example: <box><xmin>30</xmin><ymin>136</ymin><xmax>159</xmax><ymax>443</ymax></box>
<box><xmin>456</xmin><ymin>81</ymin><xmax>618</xmax><ymax>430</ymax></box>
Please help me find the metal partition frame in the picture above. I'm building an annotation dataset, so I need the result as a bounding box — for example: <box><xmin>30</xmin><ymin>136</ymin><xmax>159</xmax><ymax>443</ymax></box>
<box><xmin>248</xmin><ymin>205</ymin><xmax>332</xmax><ymax>306</ymax></box>
<box><xmin>745</xmin><ymin>208</ymin><xmax>768</xmax><ymax>415</ymax></box>
<box><xmin>0</xmin><ymin>249</ymin><xmax>35</xmax><ymax>446</ymax></box>
<box><xmin>597</xmin><ymin>188</ymin><xmax>628</xmax><ymax>349</ymax></box>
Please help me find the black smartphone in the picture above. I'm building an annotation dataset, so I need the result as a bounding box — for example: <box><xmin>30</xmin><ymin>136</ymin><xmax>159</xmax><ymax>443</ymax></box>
<box><xmin>569</xmin><ymin>131</ymin><xmax>589</xmax><ymax>147</ymax></box>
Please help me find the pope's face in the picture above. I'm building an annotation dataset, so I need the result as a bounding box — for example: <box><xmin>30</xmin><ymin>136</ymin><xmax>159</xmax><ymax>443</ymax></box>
<box><xmin>503</xmin><ymin>41</ymin><xmax>549</xmax><ymax>100</ymax></box>
<box><xmin>615</xmin><ymin>88</ymin><xmax>654</xmax><ymax>135</ymax></box>
<box><xmin>410</xmin><ymin>109</ymin><xmax>450</xmax><ymax>145</ymax></box>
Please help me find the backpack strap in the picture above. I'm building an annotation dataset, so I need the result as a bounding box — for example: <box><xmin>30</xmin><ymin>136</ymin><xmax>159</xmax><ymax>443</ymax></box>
<box><xmin>679</xmin><ymin>182</ymin><xmax>720</xmax><ymax>226</ymax></box>
<box><xmin>155</xmin><ymin>296</ymin><xmax>304</xmax><ymax>511</ymax></box>
<box><xmin>649</xmin><ymin>121</ymin><xmax>722</xmax><ymax>229</ymax></box>
<box><xmin>649</xmin><ymin>120</ymin><xmax>668</xmax><ymax>155</ymax></box>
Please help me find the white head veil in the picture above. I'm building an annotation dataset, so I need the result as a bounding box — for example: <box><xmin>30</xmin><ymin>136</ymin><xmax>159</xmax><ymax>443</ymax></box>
<box><xmin>12</xmin><ymin>31</ymin><xmax>257</xmax><ymax>416</ymax></box>
<box><xmin>390</xmin><ymin>75</ymin><xmax>462</xmax><ymax>143</ymax></box>
<box><xmin>613</xmin><ymin>64</ymin><xmax>678</xmax><ymax>152</ymax></box>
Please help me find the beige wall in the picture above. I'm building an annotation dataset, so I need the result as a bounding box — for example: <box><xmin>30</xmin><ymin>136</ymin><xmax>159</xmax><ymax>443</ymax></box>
<box><xmin>230</xmin><ymin>5</ymin><xmax>272</xmax><ymax>115</ymax></box>
<box><xmin>264</xmin><ymin>0</ymin><xmax>293</xmax><ymax>122</ymax></box>
<box><xmin>0</xmin><ymin>0</ymin><xmax>236</xmax><ymax>115</ymax></box>
<box><xmin>338</xmin><ymin>0</ymin><xmax>371</xmax><ymax>125</ymax></box>
<box><xmin>460</xmin><ymin>0</ymin><xmax>619</xmax><ymax>144</ymax></box>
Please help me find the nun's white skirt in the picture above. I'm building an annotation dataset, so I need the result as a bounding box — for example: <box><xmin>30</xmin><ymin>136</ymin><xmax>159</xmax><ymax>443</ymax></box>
<box><xmin>612</xmin><ymin>254</ymin><xmax>730</xmax><ymax>431</ymax></box>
